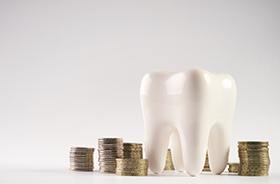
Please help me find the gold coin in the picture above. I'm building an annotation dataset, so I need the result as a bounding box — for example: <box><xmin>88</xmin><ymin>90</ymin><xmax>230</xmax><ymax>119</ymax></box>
<box><xmin>228</xmin><ymin>163</ymin><xmax>239</xmax><ymax>173</ymax></box>
<box><xmin>123</xmin><ymin>142</ymin><xmax>143</xmax><ymax>159</ymax></box>
<box><xmin>238</xmin><ymin>141</ymin><xmax>270</xmax><ymax>176</ymax></box>
<box><xmin>203</xmin><ymin>152</ymin><xmax>210</xmax><ymax>172</ymax></box>
<box><xmin>115</xmin><ymin>158</ymin><xmax>148</xmax><ymax>176</ymax></box>
<box><xmin>164</xmin><ymin>149</ymin><xmax>175</xmax><ymax>170</ymax></box>
<box><xmin>98</xmin><ymin>138</ymin><xmax>123</xmax><ymax>173</ymax></box>
<box><xmin>69</xmin><ymin>147</ymin><xmax>94</xmax><ymax>172</ymax></box>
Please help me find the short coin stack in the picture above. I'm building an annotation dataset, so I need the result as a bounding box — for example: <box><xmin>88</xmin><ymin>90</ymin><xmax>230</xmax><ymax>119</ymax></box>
<box><xmin>116</xmin><ymin>142</ymin><xmax>148</xmax><ymax>176</ymax></box>
<box><xmin>238</xmin><ymin>141</ymin><xmax>270</xmax><ymax>176</ymax></box>
<box><xmin>164</xmin><ymin>149</ymin><xmax>175</xmax><ymax>170</ymax></box>
<box><xmin>203</xmin><ymin>152</ymin><xmax>210</xmax><ymax>172</ymax></box>
<box><xmin>228</xmin><ymin>163</ymin><xmax>239</xmax><ymax>173</ymax></box>
<box><xmin>69</xmin><ymin>147</ymin><xmax>94</xmax><ymax>171</ymax></box>
<box><xmin>123</xmin><ymin>143</ymin><xmax>143</xmax><ymax>159</ymax></box>
<box><xmin>98</xmin><ymin>138</ymin><xmax>123</xmax><ymax>173</ymax></box>
<box><xmin>116</xmin><ymin>158</ymin><xmax>148</xmax><ymax>176</ymax></box>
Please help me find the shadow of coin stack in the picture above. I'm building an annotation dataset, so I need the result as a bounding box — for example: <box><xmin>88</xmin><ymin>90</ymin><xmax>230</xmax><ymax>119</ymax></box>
<box><xmin>164</xmin><ymin>149</ymin><xmax>175</xmax><ymax>170</ymax></box>
<box><xmin>98</xmin><ymin>138</ymin><xmax>123</xmax><ymax>173</ymax></box>
<box><xmin>69</xmin><ymin>147</ymin><xmax>94</xmax><ymax>171</ymax></box>
<box><xmin>203</xmin><ymin>152</ymin><xmax>210</xmax><ymax>172</ymax></box>
<box><xmin>116</xmin><ymin>143</ymin><xmax>148</xmax><ymax>176</ymax></box>
<box><xmin>238</xmin><ymin>141</ymin><xmax>270</xmax><ymax>176</ymax></box>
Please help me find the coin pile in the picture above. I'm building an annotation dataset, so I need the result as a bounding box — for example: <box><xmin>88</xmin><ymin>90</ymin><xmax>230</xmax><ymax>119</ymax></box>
<box><xmin>98</xmin><ymin>138</ymin><xmax>123</xmax><ymax>173</ymax></box>
<box><xmin>123</xmin><ymin>143</ymin><xmax>143</xmax><ymax>159</ymax></box>
<box><xmin>203</xmin><ymin>152</ymin><xmax>210</xmax><ymax>172</ymax></box>
<box><xmin>238</xmin><ymin>141</ymin><xmax>270</xmax><ymax>176</ymax></box>
<box><xmin>116</xmin><ymin>158</ymin><xmax>148</xmax><ymax>176</ymax></box>
<box><xmin>69</xmin><ymin>147</ymin><xmax>94</xmax><ymax>171</ymax></box>
<box><xmin>164</xmin><ymin>149</ymin><xmax>175</xmax><ymax>170</ymax></box>
<box><xmin>228</xmin><ymin>163</ymin><xmax>239</xmax><ymax>173</ymax></box>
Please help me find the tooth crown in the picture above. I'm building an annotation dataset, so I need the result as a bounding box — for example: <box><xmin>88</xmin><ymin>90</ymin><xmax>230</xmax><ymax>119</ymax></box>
<box><xmin>140</xmin><ymin>69</ymin><xmax>237</xmax><ymax>176</ymax></box>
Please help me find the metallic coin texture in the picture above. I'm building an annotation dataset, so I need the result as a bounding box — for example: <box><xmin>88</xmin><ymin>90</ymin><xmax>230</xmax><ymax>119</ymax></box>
<box><xmin>164</xmin><ymin>149</ymin><xmax>175</xmax><ymax>170</ymax></box>
<box><xmin>116</xmin><ymin>158</ymin><xmax>148</xmax><ymax>176</ymax></box>
<box><xmin>98</xmin><ymin>138</ymin><xmax>123</xmax><ymax>173</ymax></box>
<box><xmin>238</xmin><ymin>141</ymin><xmax>270</xmax><ymax>176</ymax></box>
<box><xmin>69</xmin><ymin>147</ymin><xmax>94</xmax><ymax>171</ymax></box>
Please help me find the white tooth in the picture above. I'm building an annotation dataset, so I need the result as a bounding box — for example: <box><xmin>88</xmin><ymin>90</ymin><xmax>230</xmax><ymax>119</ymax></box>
<box><xmin>140</xmin><ymin>69</ymin><xmax>237</xmax><ymax>176</ymax></box>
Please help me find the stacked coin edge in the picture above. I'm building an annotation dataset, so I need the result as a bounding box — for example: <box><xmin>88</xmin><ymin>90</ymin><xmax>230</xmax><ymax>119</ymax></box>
<box><xmin>123</xmin><ymin>143</ymin><xmax>143</xmax><ymax>159</ymax></box>
<box><xmin>70</xmin><ymin>147</ymin><xmax>94</xmax><ymax>171</ymax></box>
<box><xmin>116</xmin><ymin>158</ymin><xmax>148</xmax><ymax>176</ymax></box>
<box><xmin>238</xmin><ymin>141</ymin><xmax>270</xmax><ymax>176</ymax></box>
<box><xmin>203</xmin><ymin>152</ymin><xmax>211</xmax><ymax>172</ymax></box>
<box><xmin>98</xmin><ymin>138</ymin><xmax>123</xmax><ymax>173</ymax></box>
<box><xmin>164</xmin><ymin>149</ymin><xmax>175</xmax><ymax>170</ymax></box>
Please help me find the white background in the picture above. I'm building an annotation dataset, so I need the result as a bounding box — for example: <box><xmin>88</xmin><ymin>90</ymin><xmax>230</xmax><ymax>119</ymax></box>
<box><xmin>0</xmin><ymin>0</ymin><xmax>280</xmax><ymax>183</ymax></box>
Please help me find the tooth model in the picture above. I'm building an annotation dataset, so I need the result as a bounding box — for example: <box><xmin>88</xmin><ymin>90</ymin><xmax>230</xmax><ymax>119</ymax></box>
<box><xmin>140</xmin><ymin>69</ymin><xmax>237</xmax><ymax>176</ymax></box>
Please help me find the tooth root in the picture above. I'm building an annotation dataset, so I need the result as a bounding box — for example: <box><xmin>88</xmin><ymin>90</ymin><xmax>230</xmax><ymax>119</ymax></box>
<box><xmin>141</xmin><ymin>69</ymin><xmax>237</xmax><ymax>176</ymax></box>
<box><xmin>208</xmin><ymin>123</ymin><xmax>230</xmax><ymax>174</ymax></box>
<box><xmin>179</xmin><ymin>122</ymin><xmax>209</xmax><ymax>176</ymax></box>
<box><xmin>144</xmin><ymin>123</ymin><xmax>172</xmax><ymax>173</ymax></box>
<box><xmin>169</xmin><ymin>130</ymin><xmax>184</xmax><ymax>171</ymax></box>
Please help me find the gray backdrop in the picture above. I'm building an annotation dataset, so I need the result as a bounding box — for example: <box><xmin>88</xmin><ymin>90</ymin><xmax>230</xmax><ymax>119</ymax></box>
<box><xmin>0</xmin><ymin>0</ymin><xmax>279</xmax><ymax>172</ymax></box>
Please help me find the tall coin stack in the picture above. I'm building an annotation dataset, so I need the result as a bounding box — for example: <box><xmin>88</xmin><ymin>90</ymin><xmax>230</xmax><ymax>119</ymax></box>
<box><xmin>238</xmin><ymin>141</ymin><xmax>270</xmax><ymax>176</ymax></box>
<box><xmin>98</xmin><ymin>138</ymin><xmax>123</xmax><ymax>173</ymax></box>
<box><xmin>70</xmin><ymin>147</ymin><xmax>94</xmax><ymax>171</ymax></box>
<box><xmin>123</xmin><ymin>143</ymin><xmax>143</xmax><ymax>159</ymax></box>
<box><xmin>203</xmin><ymin>152</ymin><xmax>210</xmax><ymax>172</ymax></box>
<box><xmin>164</xmin><ymin>149</ymin><xmax>175</xmax><ymax>170</ymax></box>
<box><xmin>116</xmin><ymin>158</ymin><xmax>148</xmax><ymax>176</ymax></box>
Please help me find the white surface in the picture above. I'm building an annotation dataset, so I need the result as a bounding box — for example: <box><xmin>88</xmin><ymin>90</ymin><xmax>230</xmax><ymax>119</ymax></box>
<box><xmin>0</xmin><ymin>168</ymin><xmax>279</xmax><ymax>184</ymax></box>
<box><xmin>0</xmin><ymin>0</ymin><xmax>280</xmax><ymax>177</ymax></box>
<box><xmin>140</xmin><ymin>69</ymin><xmax>236</xmax><ymax>175</ymax></box>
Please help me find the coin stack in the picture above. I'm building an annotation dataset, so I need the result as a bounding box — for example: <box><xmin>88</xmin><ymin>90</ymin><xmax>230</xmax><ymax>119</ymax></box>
<box><xmin>238</xmin><ymin>141</ymin><xmax>270</xmax><ymax>176</ymax></box>
<box><xmin>69</xmin><ymin>147</ymin><xmax>94</xmax><ymax>171</ymax></box>
<box><xmin>228</xmin><ymin>163</ymin><xmax>239</xmax><ymax>173</ymax></box>
<box><xmin>203</xmin><ymin>152</ymin><xmax>210</xmax><ymax>172</ymax></box>
<box><xmin>116</xmin><ymin>158</ymin><xmax>148</xmax><ymax>176</ymax></box>
<box><xmin>164</xmin><ymin>149</ymin><xmax>175</xmax><ymax>170</ymax></box>
<box><xmin>98</xmin><ymin>138</ymin><xmax>123</xmax><ymax>173</ymax></box>
<box><xmin>123</xmin><ymin>143</ymin><xmax>143</xmax><ymax>159</ymax></box>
